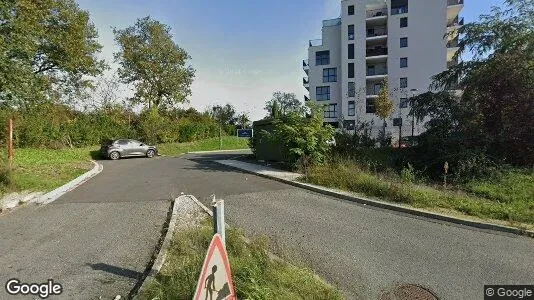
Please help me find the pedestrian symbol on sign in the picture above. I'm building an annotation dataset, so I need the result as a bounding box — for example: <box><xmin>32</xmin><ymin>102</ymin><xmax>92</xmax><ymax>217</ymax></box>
<box><xmin>193</xmin><ymin>234</ymin><xmax>235</xmax><ymax>300</ymax></box>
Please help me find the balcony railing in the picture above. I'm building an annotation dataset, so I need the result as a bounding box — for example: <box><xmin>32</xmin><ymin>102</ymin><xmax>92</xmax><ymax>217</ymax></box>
<box><xmin>391</xmin><ymin>6</ymin><xmax>408</xmax><ymax>15</ymax></box>
<box><xmin>304</xmin><ymin>95</ymin><xmax>310</xmax><ymax>102</ymax></box>
<box><xmin>447</xmin><ymin>40</ymin><xmax>459</xmax><ymax>48</ymax></box>
<box><xmin>366</xmin><ymin>66</ymin><xmax>388</xmax><ymax>76</ymax></box>
<box><xmin>366</xmin><ymin>47</ymin><xmax>388</xmax><ymax>57</ymax></box>
<box><xmin>309</xmin><ymin>39</ymin><xmax>322</xmax><ymax>47</ymax></box>
<box><xmin>448</xmin><ymin>0</ymin><xmax>464</xmax><ymax>6</ymax></box>
<box><xmin>366</xmin><ymin>88</ymin><xmax>380</xmax><ymax>96</ymax></box>
<box><xmin>367</xmin><ymin>27</ymin><xmax>388</xmax><ymax>37</ymax></box>
<box><xmin>447</xmin><ymin>60</ymin><xmax>458</xmax><ymax>69</ymax></box>
<box><xmin>366</xmin><ymin>8</ymin><xmax>388</xmax><ymax>18</ymax></box>
<box><xmin>303</xmin><ymin>59</ymin><xmax>309</xmax><ymax>69</ymax></box>
<box><xmin>447</xmin><ymin>16</ymin><xmax>464</xmax><ymax>27</ymax></box>
<box><xmin>323</xmin><ymin>18</ymin><xmax>341</xmax><ymax>27</ymax></box>
<box><xmin>303</xmin><ymin>77</ymin><xmax>309</xmax><ymax>85</ymax></box>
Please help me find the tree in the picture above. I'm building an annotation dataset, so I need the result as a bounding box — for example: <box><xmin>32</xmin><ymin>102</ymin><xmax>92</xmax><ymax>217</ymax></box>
<box><xmin>114</xmin><ymin>17</ymin><xmax>195</xmax><ymax>110</ymax></box>
<box><xmin>374</xmin><ymin>79</ymin><xmax>394</xmax><ymax>146</ymax></box>
<box><xmin>0</xmin><ymin>0</ymin><xmax>105</xmax><ymax>107</ymax></box>
<box><xmin>264</xmin><ymin>91</ymin><xmax>303</xmax><ymax>117</ymax></box>
<box><xmin>418</xmin><ymin>0</ymin><xmax>534</xmax><ymax>165</ymax></box>
<box><xmin>236</xmin><ymin>113</ymin><xmax>251</xmax><ymax>129</ymax></box>
<box><xmin>210</xmin><ymin>104</ymin><xmax>237</xmax><ymax>126</ymax></box>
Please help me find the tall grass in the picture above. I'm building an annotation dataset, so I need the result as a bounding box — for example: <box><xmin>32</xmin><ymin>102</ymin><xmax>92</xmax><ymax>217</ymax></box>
<box><xmin>141</xmin><ymin>219</ymin><xmax>342</xmax><ymax>300</ymax></box>
<box><xmin>305</xmin><ymin>157</ymin><xmax>534</xmax><ymax>226</ymax></box>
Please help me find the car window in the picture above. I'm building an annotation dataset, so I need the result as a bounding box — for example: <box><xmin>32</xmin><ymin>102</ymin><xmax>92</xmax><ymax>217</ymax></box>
<box><xmin>130</xmin><ymin>140</ymin><xmax>142</xmax><ymax>145</ymax></box>
<box><xmin>118</xmin><ymin>140</ymin><xmax>129</xmax><ymax>145</ymax></box>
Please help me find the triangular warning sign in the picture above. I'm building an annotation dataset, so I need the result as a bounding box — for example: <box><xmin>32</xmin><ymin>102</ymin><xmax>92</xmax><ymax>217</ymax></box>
<box><xmin>193</xmin><ymin>234</ymin><xmax>236</xmax><ymax>300</ymax></box>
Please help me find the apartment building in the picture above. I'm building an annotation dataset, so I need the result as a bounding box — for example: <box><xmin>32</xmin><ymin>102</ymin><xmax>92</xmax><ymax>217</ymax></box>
<box><xmin>303</xmin><ymin>0</ymin><xmax>464</xmax><ymax>142</ymax></box>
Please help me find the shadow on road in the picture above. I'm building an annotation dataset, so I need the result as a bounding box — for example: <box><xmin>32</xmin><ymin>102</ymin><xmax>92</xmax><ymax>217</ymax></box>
<box><xmin>87</xmin><ymin>263</ymin><xmax>143</xmax><ymax>280</ymax></box>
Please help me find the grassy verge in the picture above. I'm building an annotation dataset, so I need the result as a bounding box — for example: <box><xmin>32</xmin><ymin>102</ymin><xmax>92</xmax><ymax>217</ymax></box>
<box><xmin>0</xmin><ymin>147</ymin><xmax>94</xmax><ymax>197</ymax></box>
<box><xmin>158</xmin><ymin>136</ymin><xmax>250</xmax><ymax>156</ymax></box>
<box><xmin>303</xmin><ymin>158</ymin><xmax>534</xmax><ymax>227</ymax></box>
<box><xmin>140</xmin><ymin>219</ymin><xmax>342</xmax><ymax>300</ymax></box>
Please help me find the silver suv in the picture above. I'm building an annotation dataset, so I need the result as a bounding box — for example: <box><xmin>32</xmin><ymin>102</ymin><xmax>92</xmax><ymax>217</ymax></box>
<box><xmin>100</xmin><ymin>139</ymin><xmax>157</xmax><ymax>160</ymax></box>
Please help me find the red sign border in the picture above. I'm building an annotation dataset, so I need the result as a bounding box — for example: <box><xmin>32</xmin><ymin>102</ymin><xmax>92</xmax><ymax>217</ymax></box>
<box><xmin>194</xmin><ymin>234</ymin><xmax>236</xmax><ymax>300</ymax></box>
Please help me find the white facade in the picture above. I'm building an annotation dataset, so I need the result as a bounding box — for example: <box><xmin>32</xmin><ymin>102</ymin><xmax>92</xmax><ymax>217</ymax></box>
<box><xmin>303</xmin><ymin>0</ymin><xmax>464</xmax><ymax>143</ymax></box>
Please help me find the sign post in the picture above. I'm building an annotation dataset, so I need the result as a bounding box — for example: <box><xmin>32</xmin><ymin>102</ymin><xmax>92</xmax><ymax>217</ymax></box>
<box><xmin>211</xmin><ymin>198</ymin><xmax>226</xmax><ymax>247</ymax></box>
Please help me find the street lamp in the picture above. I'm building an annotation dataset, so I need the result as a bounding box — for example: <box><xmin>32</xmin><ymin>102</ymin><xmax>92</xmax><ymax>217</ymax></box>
<box><xmin>410</xmin><ymin>88</ymin><xmax>419</xmax><ymax>139</ymax></box>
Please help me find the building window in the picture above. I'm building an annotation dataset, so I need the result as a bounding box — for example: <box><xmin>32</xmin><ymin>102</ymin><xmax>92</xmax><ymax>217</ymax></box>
<box><xmin>323</xmin><ymin>68</ymin><xmax>337</xmax><ymax>82</ymax></box>
<box><xmin>348</xmin><ymin>82</ymin><xmax>355</xmax><ymax>97</ymax></box>
<box><xmin>391</xmin><ymin>0</ymin><xmax>408</xmax><ymax>15</ymax></box>
<box><xmin>316</xmin><ymin>51</ymin><xmax>330</xmax><ymax>65</ymax></box>
<box><xmin>400</xmin><ymin>57</ymin><xmax>408</xmax><ymax>68</ymax></box>
<box><xmin>400</xmin><ymin>97</ymin><xmax>409</xmax><ymax>108</ymax></box>
<box><xmin>348</xmin><ymin>101</ymin><xmax>356</xmax><ymax>116</ymax></box>
<box><xmin>400</xmin><ymin>17</ymin><xmax>408</xmax><ymax>28</ymax></box>
<box><xmin>348</xmin><ymin>63</ymin><xmax>355</xmax><ymax>78</ymax></box>
<box><xmin>366</xmin><ymin>98</ymin><xmax>376</xmax><ymax>113</ymax></box>
<box><xmin>323</xmin><ymin>104</ymin><xmax>337</xmax><ymax>118</ymax></box>
<box><xmin>400</xmin><ymin>77</ymin><xmax>408</xmax><ymax>88</ymax></box>
<box><xmin>400</xmin><ymin>37</ymin><xmax>408</xmax><ymax>48</ymax></box>
<box><xmin>348</xmin><ymin>43</ymin><xmax>355</xmax><ymax>59</ymax></box>
<box><xmin>348</xmin><ymin>25</ymin><xmax>354</xmax><ymax>40</ymax></box>
<box><xmin>316</xmin><ymin>86</ymin><xmax>330</xmax><ymax>101</ymax></box>
<box><xmin>348</xmin><ymin>5</ymin><xmax>354</xmax><ymax>15</ymax></box>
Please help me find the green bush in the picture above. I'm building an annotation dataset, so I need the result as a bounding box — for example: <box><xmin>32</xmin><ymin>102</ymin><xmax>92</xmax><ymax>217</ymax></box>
<box><xmin>251</xmin><ymin>104</ymin><xmax>334</xmax><ymax>166</ymax></box>
<box><xmin>0</xmin><ymin>104</ymin><xmax>222</xmax><ymax>148</ymax></box>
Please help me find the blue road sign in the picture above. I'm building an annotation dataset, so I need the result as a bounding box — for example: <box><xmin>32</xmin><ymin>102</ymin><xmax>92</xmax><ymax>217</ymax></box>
<box><xmin>237</xmin><ymin>129</ymin><xmax>253</xmax><ymax>138</ymax></box>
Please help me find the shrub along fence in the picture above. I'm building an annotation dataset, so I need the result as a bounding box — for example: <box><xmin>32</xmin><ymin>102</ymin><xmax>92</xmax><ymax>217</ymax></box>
<box><xmin>0</xmin><ymin>104</ymin><xmax>226</xmax><ymax>148</ymax></box>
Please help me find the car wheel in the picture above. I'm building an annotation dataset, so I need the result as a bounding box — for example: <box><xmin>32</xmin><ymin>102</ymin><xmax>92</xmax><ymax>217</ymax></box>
<box><xmin>146</xmin><ymin>149</ymin><xmax>155</xmax><ymax>158</ymax></box>
<box><xmin>109</xmin><ymin>151</ymin><xmax>120</xmax><ymax>160</ymax></box>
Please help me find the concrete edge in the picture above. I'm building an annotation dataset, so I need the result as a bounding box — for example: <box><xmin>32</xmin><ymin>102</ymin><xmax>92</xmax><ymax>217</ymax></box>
<box><xmin>214</xmin><ymin>160</ymin><xmax>534</xmax><ymax>238</ymax></box>
<box><xmin>34</xmin><ymin>160</ymin><xmax>103</xmax><ymax>205</ymax></box>
<box><xmin>133</xmin><ymin>196</ymin><xmax>183</xmax><ymax>300</ymax></box>
<box><xmin>186</xmin><ymin>148</ymin><xmax>250</xmax><ymax>154</ymax></box>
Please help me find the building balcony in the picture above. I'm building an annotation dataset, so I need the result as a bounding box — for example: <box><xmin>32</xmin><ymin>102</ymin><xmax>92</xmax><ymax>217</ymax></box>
<box><xmin>366</xmin><ymin>66</ymin><xmax>388</xmax><ymax>79</ymax></box>
<box><xmin>366</xmin><ymin>89</ymin><xmax>379</xmax><ymax>98</ymax></box>
<box><xmin>366</xmin><ymin>27</ymin><xmax>388</xmax><ymax>40</ymax></box>
<box><xmin>303</xmin><ymin>77</ymin><xmax>309</xmax><ymax>89</ymax></box>
<box><xmin>304</xmin><ymin>95</ymin><xmax>310</xmax><ymax>102</ymax></box>
<box><xmin>448</xmin><ymin>0</ymin><xmax>464</xmax><ymax>6</ymax></box>
<box><xmin>447</xmin><ymin>40</ymin><xmax>460</xmax><ymax>61</ymax></box>
<box><xmin>447</xmin><ymin>16</ymin><xmax>464</xmax><ymax>27</ymax></box>
<box><xmin>309</xmin><ymin>39</ymin><xmax>322</xmax><ymax>47</ymax></box>
<box><xmin>323</xmin><ymin>18</ymin><xmax>341</xmax><ymax>27</ymax></box>
<box><xmin>447</xmin><ymin>0</ymin><xmax>464</xmax><ymax>19</ymax></box>
<box><xmin>366</xmin><ymin>47</ymin><xmax>388</xmax><ymax>58</ymax></box>
<box><xmin>303</xmin><ymin>59</ymin><xmax>309</xmax><ymax>74</ymax></box>
<box><xmin>447</xmin><ymin>60</ymin><xmax>459</xmax><ymax>69</ymax></box>
<box><xmin>447</xmin><ymin>40</ymin><xmax>459</xmax><ymax>48</ymax></box>
<box><xmin>366</xmin><ymin>8</ymin><xmax>388</xmax><ymax>19</ymax></box>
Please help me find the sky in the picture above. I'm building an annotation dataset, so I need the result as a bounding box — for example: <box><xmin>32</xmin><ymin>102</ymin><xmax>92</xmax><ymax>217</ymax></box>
<box><xmin>76</xmin><ymin>0</ymin><xmax>506</xmax><ymax>120</ymax></box>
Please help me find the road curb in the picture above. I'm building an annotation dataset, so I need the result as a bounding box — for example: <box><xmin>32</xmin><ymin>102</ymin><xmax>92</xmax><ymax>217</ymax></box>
<box><xmin>215</xmin><ymin>160</ymin><xmax>534</xmax><ymax>238</ymax></box>
<box><xmin>132</xmin><ymin>196</ymin><xmax>183</xmax><ymax>300</ymax></box>
<box><xmin>34</xmin><ymin>160</ymin><xmax>103</xmax><ymax>205</ymax></box>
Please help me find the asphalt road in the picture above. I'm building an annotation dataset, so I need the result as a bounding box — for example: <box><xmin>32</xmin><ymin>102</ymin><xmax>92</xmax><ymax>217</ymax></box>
<box><xmin>1</xmin><ymin>151</ymin><xmax>533</xmax><ymax>300</ymax></box>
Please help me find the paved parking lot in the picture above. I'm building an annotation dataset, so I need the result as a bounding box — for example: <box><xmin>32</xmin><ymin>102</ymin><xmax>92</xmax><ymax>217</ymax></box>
<box><xmin>1</xmin><ymin>152</ymin><xmax>533</xmax><ymax>299</ymax></box>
